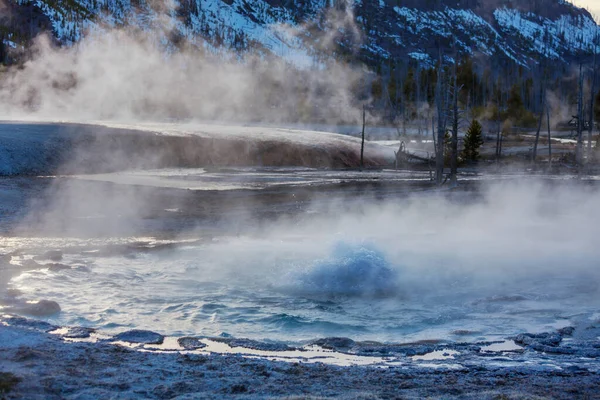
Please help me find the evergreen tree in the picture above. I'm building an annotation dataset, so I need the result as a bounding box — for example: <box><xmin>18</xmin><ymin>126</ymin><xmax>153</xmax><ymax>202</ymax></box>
<box><xmin>462</xmin><ymin>119</ymin><xmax>484</xmax><ymax>162</ymax></box>
<box><xmin>507</xmin><ymin>84</ymin><xmax>524</xmax><ymax>120</ymax></box>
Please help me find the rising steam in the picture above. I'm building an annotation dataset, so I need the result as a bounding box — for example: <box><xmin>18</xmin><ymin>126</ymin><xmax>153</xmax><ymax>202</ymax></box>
<box><xmin>0</xmin><ymin>1</ymin><xmax>370</xmax><ymax>124</ymax></box>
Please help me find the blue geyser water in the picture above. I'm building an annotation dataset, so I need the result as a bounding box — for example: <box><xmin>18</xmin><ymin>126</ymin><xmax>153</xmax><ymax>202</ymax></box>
<box><xmin>7</xmin><ymin>235</ymin><xmax>600</xmax><ymax>344</ymax></box>
<box><xmin>286</xmin><ymin>242</ymin><xmax>398</xmax><ymax>298</ymax></box>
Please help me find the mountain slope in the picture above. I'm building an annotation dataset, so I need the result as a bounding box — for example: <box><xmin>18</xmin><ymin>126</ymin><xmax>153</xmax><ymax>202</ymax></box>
<box><xmin>1</xmin><ymin>0</ymin><xmax>599</xmax><ymax>67</ymax></box>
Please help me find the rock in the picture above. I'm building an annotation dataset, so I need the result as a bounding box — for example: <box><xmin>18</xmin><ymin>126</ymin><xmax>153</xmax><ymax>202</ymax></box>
<box><xmin>3</xmin><ymin>315</ymin><xmax>58</xmax><ymax>332</ymax></box>
<box><xmin>312</xmin><ymin>337</ymin><xmax>355</xmax><ymax>350</ymax></box>
<box><xmin>558</xmin><ymin>326</ymin><xmax>575</xmax><ymax>337</ymax></box>
<box><xmin>515</xmin><ymin>332</ymin><xmax>562</xmax><ymax>347</ymax></box>
<box><xmin>62</xmin><ymin>327</ymin><xmax>96</xmax><ymax>339</ymax></box>
<box><xmin>113</xmin><ymin>330</ymin><xmax>164</xmax><ymax>345</ymax></box>
<box><xmin>177</xmin><ymin>337</ymin><xmax>207</xmax><ymax>350</ymax></box>
<box><xmin>217</xmin><ymin>338</ymin><xmax>292</xmax><ymax>352</ymax></box>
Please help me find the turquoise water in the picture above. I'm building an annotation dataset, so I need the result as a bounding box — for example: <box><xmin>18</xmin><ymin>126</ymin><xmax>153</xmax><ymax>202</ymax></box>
<box><xmin>8</xmin><ymin>236</ymin><xmax>598</xmax><ymax>344</ymax></box>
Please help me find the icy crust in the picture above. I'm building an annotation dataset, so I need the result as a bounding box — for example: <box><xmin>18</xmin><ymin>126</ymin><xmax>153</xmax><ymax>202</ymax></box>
<box><xmin>1</xmin><ymin>315</ymin><xmax>600</xmax><ymax>399</ymax></box>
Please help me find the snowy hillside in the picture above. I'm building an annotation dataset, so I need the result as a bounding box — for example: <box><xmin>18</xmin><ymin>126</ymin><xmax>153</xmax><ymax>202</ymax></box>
<box><xmin>5</xmin><ymin>0</ymin><xmax>600</xmax><ymax>68</ymax></box>
<box><xmin>0</xmin><ymin>121</ymin><xmax>394</xmax><ymax>175</ymax></box>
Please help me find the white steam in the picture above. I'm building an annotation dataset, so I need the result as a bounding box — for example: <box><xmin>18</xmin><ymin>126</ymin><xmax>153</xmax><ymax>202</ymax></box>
<box><xmin>0</xmin><ymin>1</ymin><xmax>370</xmax><ymax>124</ymax></box>
<box><xmin>7</xmin><ymin>178</ymin><xmax>600</xmax><ymax>340</ymax></box>
<box><xmin>167</xmin><ymin>179</ymin><xmax>600</xmax><ymax>302</ymax></box>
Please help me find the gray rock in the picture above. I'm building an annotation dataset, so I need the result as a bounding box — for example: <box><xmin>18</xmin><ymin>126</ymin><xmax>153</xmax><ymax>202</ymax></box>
<box><xmin>558</xmin><ymin>326</ymin><xmax>575</xmax><ymax>337</ymax></box>
<box><xmin>177</xmin><ymin>337</ymin><xmax>207</xmax><ymax>350</ymax></box>
<box><xmin>113</xmin><ymin>330</ymin><xmax>164</xmax><ymax>345</ymax></box>
<box><xmin>515</xmin><ymin>332</ymin><xmax>562</xmax><ymax>347</ymax></box>
<box><xmin>223</xmin><ymin>338</ymin><xmax>292</xmax><ymax>352</ymax></box>
<box><xmin>62</xmin><ymin>327</ymin><xmax>96</xmax><ymax>339</ymax></box>
<box><xmin>312</xmin><ymin>337</ymin><xmax>355</xmax><ymax>350</ymax></box>
<box><xmin>3</xmin><ymin>315</ymin><xmax>58</xmax><ymax>332</ymax></box>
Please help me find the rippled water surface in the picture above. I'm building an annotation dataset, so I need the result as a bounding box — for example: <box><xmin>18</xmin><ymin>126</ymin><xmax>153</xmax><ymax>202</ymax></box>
<box><xmin>5</xmin><ymin>233</ymin><xmax>598</xmax><ymax>344</ymax></box>
<box><xmin>2</xmin><ymin>167</ymin><xmax>600</xmax><ymax>344</ymax></box>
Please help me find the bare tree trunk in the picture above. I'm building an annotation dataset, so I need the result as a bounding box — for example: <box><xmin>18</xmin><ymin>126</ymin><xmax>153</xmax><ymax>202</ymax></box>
<box><xmin>450</xmin><ymin>57</ymin><xmax>459</xmax><ymax>184</ymax></box>
<box><xmin>547</xmin><ymin>103</ymin><xmax>552</xmax><ymax>168</ymax></box>
<box><xmin>495</xmin><ymin>120</ymin><xmax>502</xmax><ymax>161</ymax></box>
<box><xmin>432</xmin><ymin>116</ymin><xmax>436</xmax><ymax>151</ymax></box>
<box><xmin>360</xmin><ymin>105</ymin><xmax>366</xmax><ymax>169</ymax></box>
<box><xmin>588</xmin><ymin>49</ymin><xmax>597</xmax><ymax>165</ymax></box>
<box><xmin>499</xmin><ymin>124</ymin><xmax>504</xmax><ymax>159</ymax></box>
<box><xmin>532</xmin><ymin>89</ymin><xmax>545</xmax><ymax>164</ymax></box>
<box><xmin>435</xmin><ymin>51</ymin><xmax>445</xmax><ymax>185</ymax></box>
<box><xmin>577</xmin><ymin>62</ymin><xmax>585</xmax><ymax>166</ymax></box>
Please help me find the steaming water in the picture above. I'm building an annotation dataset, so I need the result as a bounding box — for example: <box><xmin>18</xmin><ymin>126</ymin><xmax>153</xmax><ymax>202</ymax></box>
<box><xmin>2</xmin><ymin>168</ymin><xmax>600</xmax><ymax>345</ymax></box>
<box><xmin>5</xmin><ymin>230</ymin><xmax>598</xmax><ymax>344</ymax></box>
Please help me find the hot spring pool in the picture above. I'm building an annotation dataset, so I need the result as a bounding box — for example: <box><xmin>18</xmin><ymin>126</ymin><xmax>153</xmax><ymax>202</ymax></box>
<box><xmin>3</xmin><ymin>177</ymin><xmax>600</xmax><ymax>346</ymax></box>
<box><xmin>3</xmin><ymin>233</ymin><xmax>598</xmax><ymax>345</ymax></box>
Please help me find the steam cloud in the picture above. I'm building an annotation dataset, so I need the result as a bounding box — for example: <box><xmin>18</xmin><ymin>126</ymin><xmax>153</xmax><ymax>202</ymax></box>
<box><xmin>3</xmin><ymin>0</ymin><xmax>599</xmax><ymax>311</ymax></box>
<box><xmin>72</xmin><ymin>178</ymin><xmax>596</xmax><ymax>303</ymax></box>
<box><xmin>0</xmin><ymin>2</ymin><xmax>370</xmax><ymax>125</ymax></box>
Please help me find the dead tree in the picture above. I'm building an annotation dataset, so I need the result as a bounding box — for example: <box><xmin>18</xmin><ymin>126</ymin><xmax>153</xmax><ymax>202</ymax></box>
<box><xmin>449</xmin><ymin>54</ymin><xmax>460</xmax><ymax>184</ymax></box>
<box><xmin>532</xmin><ymin>87</ymin><xmax>546</xmax><ymax>164</ymax></box>
<box><xmin>495</xmin><ymin>107</ymin><xmax>504</xmax><ymax>162</ymax></box>
<box><xmin>532</xmin><ymin>59</ymin><xmax>547</xmax><ymax>164</ymax></box>
<box><xmin>435</xmin><ymin>50</ymin><xmax>446</xmax><ymax>185</ymax></box>
<box><xmin>360</xmin><ymin>105</ymin><xmax>366</xmax><ymax>169</ymax></box>
<box><xmin>588</xmin><ymin>39</ymin><xmax>598</xmax><ymax>164</ymax></box>
<box><xmin>576</xmin><ymin>62</ymin><xmax>585</xmax><ymax>166</ymax></box>
<box><xmin>547</xmin><ymin>103</ymin><xmax>552</xmax><ymax>168</ymax></box>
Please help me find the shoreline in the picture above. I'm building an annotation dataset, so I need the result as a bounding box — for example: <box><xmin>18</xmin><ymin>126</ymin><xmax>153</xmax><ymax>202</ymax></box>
<box><xmin>1</xmin><ymin>314</ymin><xmax>599</xmax><ymax>399</ymax></box>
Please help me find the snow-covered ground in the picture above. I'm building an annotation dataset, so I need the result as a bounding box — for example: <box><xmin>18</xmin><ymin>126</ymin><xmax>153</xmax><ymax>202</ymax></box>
<box><xmin>0</xmin><ymin>121</ymin><xmax>395</xmax><ymax>176</ymax></box>
<box><xmin>1</xmin><ymin>313</ymin><xmax>599</xmax><ymax>399</ymax></box>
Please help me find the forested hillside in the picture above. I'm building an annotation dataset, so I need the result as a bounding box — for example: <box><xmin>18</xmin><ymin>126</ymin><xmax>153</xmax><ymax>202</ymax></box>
<box><xmin>0</xmin><ymin>0</ymin><xmax>598</xmax><ymax>128</ymax></box>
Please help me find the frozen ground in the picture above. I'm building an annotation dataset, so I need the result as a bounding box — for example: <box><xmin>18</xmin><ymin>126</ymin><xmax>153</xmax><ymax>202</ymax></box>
<box><xmin>1</xmin><ymin>314</ymin><xmax>600</xmax><ymax>399</ymax></box>
<box><xmin>1</xmin><ymin>121</ymin><xmax>599</xmax><ymax>398</ymax></box>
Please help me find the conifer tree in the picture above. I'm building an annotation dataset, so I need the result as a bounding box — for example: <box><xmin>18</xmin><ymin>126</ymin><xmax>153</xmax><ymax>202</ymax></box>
<box><xmin>462</xmin><ymin>119</ymin><xmax>484</xmax><ymax>162</ymax></box>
